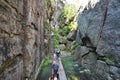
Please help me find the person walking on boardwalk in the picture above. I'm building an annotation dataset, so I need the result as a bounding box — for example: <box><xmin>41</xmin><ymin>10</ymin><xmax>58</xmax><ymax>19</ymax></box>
<box><xmin>52</xmin><ymin>53</ymin><xmax>57</xmax><ymax>61</ymax></box>
<box><xmin>52</xmin><ymin>61</ymin><xmax>60</xmax><ymax>79</ymax></box>
<box><xmin>56</xmin><ymin>50</ymin><xmax>61</xmax><ymax>60</ymax></box>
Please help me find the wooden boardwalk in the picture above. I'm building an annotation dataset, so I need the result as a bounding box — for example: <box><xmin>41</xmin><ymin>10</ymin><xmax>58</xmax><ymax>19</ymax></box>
<box><xmin>58</xmin><ymin>58</ymin><xmax>67</xmax><ymax>80</ymax></box>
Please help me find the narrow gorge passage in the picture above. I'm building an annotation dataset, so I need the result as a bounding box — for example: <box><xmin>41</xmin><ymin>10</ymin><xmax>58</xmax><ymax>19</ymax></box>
<box><xmin>0</xmin><ymin>0</ymin><xmax>120</xmax><ymax>80</ymax></box>
<box><xmin>36</xmin><ymin>52</ymin><xmax>68</xmax><ymax>80</ymax></box>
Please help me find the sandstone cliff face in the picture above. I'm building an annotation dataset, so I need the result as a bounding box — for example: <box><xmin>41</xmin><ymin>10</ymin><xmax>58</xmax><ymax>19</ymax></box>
<box><xmin>76</xmin><ymin>0</ymin><xmax>120</xmax><ymax>79</ymax></box>
<box><xmin>0</xmin><ymin>0</ymin><xmax>47</xmax><ymax>80</ymax></box>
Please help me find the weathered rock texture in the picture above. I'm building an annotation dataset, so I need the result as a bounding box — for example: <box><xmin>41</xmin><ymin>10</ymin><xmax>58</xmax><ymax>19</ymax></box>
<box><xmin>0</xmin><ymin>0</ymin><xmax>48</xmax><ymax>80</ymax></box>
<box><xmin>75</xmin><ymin>0</ymin><xmax>120</xmax><ymax>80</ymax></box>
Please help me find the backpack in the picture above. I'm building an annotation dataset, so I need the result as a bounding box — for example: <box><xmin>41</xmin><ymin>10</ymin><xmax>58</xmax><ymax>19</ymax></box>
<box><xmin>53</xmin><ymin>64</ymin><xmax>59</xmax><ymax>74</ymax></box>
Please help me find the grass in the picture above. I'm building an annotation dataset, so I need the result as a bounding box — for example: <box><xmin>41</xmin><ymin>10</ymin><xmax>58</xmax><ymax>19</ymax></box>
<box><xmin>36</xmin><ymin>56</ymin><xmax>52</xmax><ymax>80</ymax></box>
<box><xmin>41</xmin><ymin>56</ymin><xmax>52</xmax><ymax>67</ymax></box>
<box><xmin>62</xmin><ymin>56</ymin><xmax>79</xmax><ymax>80</ymax></box>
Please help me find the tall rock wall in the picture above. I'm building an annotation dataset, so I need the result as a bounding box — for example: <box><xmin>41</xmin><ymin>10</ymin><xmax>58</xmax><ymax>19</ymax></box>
<box><xmin>76</xmin><ymin>0</ymin><xmax>120</xmax><ymax>80</ymax></box>
<box><xmin>0</xmin><ymin>0</ymin><xmax>48</xmax><ymax>80</ymax></box>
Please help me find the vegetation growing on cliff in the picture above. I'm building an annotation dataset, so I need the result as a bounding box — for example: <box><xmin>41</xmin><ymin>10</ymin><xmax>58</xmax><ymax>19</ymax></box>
<box><xmin>63</xmin><ymin>4</ymin><xmax>77</xmax><ymax>19</ymax></box>
<box><xmin>59</xmin><ymin>8</ymin><xmax>77</xmax><ymax>38</ymax></box>
<box><xmin>54</xmin><ymin>29</ymin><xmax>59</xmax><ymax>48</ymax></box>
<box><xmin>59</xmin><ymin>4</ymin><xmax>77</xmax><ymax>28</ymax></box>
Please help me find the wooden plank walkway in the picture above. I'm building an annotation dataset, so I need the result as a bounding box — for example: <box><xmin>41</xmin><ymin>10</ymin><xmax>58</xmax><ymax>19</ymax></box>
<box><xmin>58</xmin><ymin>58</ymin><xmax>67</xmax><ymax>80</ymax></box>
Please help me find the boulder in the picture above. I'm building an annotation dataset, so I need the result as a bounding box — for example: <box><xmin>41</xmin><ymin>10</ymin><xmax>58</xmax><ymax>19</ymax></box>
<box><xmin>81</xmin><ymin>52</ymin><xmax>97</xmax><ymax>70</ymax></box>
<box><xmin>95</xmin><ymin>60</ymin><xmax>109</xmax><ymax>79</ymax></box>
<box><xmin>60</xmin><ymin>51</ymin><xmax>71</xmax><ymax>57</ymax></box>
<box><xmin>80</xmin><ymin>46</ymin><xmax>90</xmax><ymax>57</ymax></box>
<box><xmin>67</xmin><ymin>30</ymin><xmax>77</xmax><ymax>41</ymax></box>
<box><xmin>58</xmin><ymin>44</ymin><xmax>66</xmax><ymax>50</ymax></box>
<box><xmin>110</xmin><ymin>66</ymin><xmax>120</xmax><ymax>79</ymax></box>
<box><xmin>59</xmin><ymin>35</ymin><xmax>67</xmax><ymax>44</ymax></box>
<box><xmin>70</xmin><ymin>41</ymin><xmax>76</xmax><ymax>49</ymax></box>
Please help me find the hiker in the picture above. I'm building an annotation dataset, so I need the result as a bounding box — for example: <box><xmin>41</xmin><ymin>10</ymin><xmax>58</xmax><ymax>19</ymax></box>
<box><xmin>56</xmin><ymin>50</ymin><xmax>61</xmax><ymax>59</ymax></box>
<box><xmin>52</xmin><ymin>61</ymin><xmax>60</xmax><ymax>79</ymax></box>
<box><xmin>52</xmin><ymin>53</ymin><xmax>57</xmax><ymax>61</ymax></box>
